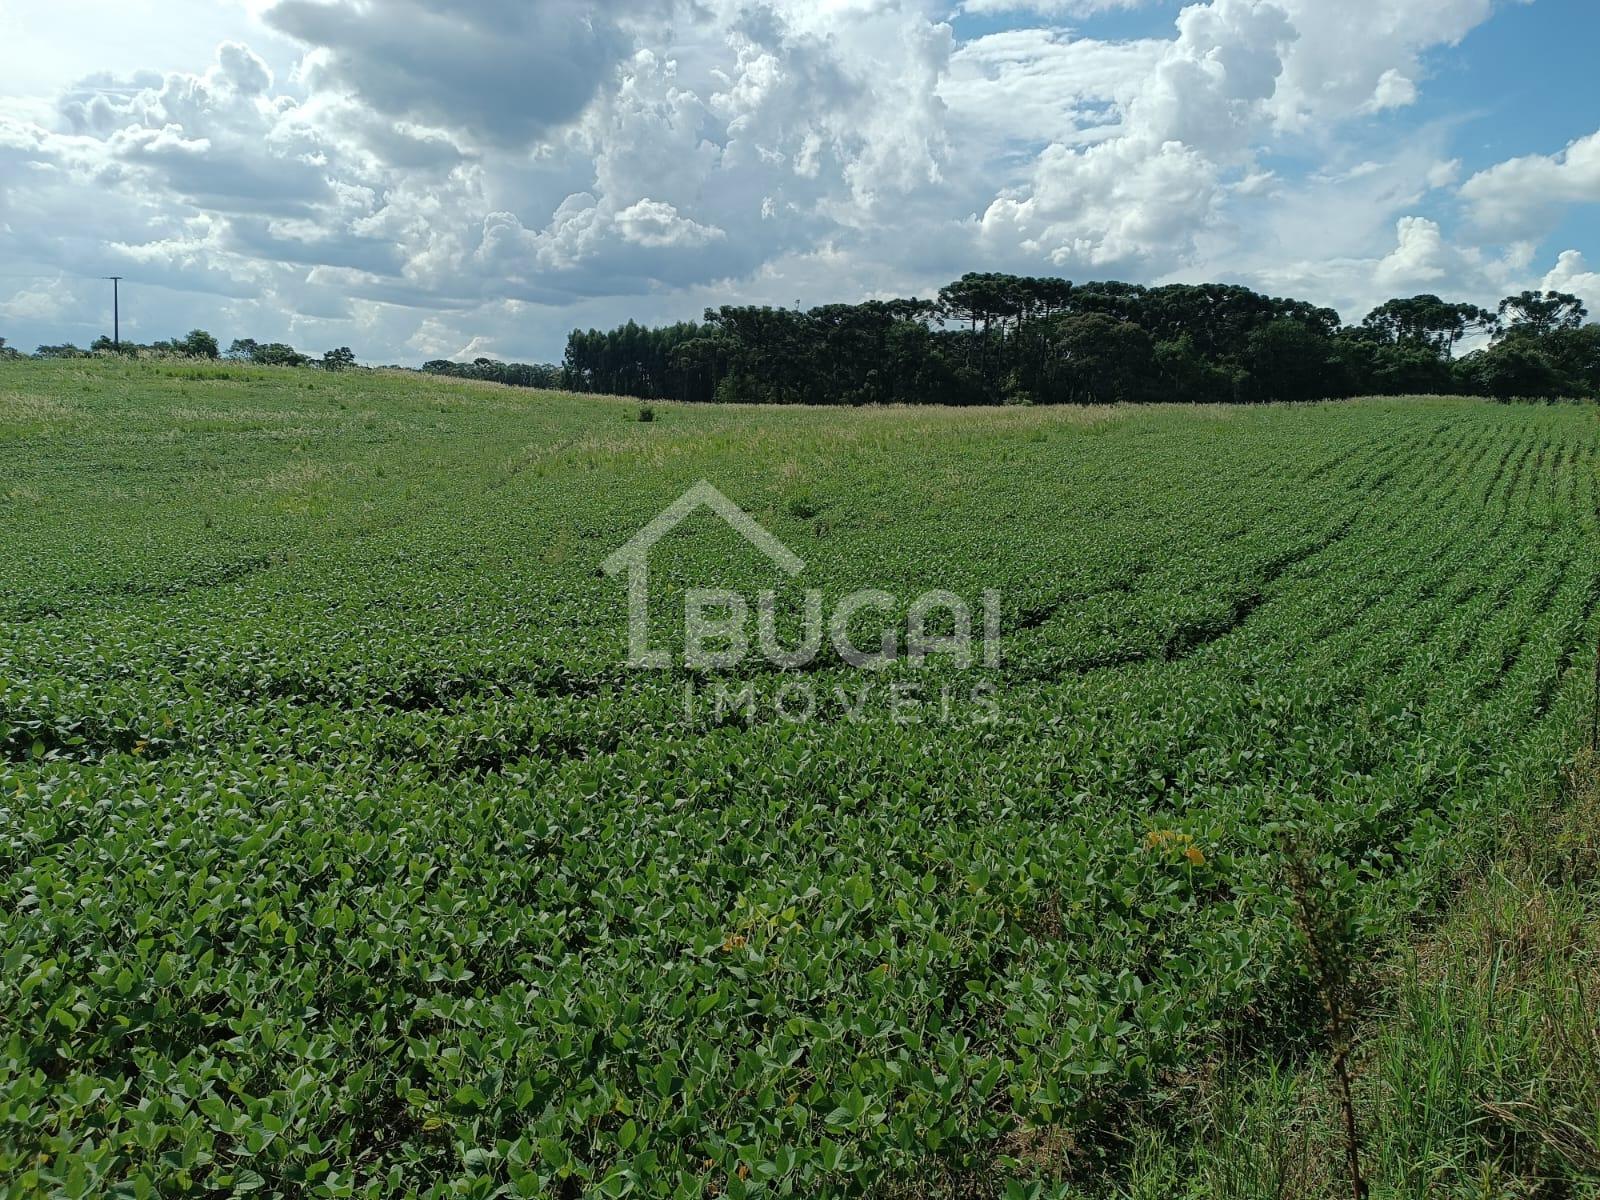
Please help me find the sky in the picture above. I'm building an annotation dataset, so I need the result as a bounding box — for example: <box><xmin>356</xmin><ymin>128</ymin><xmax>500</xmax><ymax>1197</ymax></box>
<box><xmin>1</xmin><ymin>0</ymin><xmax>1597</xmax><ymax>364</ymax></box>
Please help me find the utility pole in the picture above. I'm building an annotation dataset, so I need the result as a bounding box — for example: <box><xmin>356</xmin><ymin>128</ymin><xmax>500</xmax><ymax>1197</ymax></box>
<box><xmin>105</xmin><ymin>276</ymin><xmax>123</xmax><ymax>347</ymax></box>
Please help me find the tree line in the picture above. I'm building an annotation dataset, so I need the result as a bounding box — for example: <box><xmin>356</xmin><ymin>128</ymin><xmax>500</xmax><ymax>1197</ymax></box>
<box><xmin>419</xmin><ymin>357</ymin><xmax>564</xmax><ymax>389</ymax></box>
<box><xmin>7</xmin><ymin>330</ymin><xmax>357</xmax><ymax>370</ymax></box>
<box><xmin>546</xmin><ymin>279</ymin><xmax>1597</xmax><ymax>405</ymax></box>
<box><xmin>8</xmin><ymin>278</ymin><xmax>1596</xmax><ymax>404</ymax></box>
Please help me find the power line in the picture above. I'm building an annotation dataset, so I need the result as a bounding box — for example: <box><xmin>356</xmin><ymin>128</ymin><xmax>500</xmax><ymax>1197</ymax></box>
<box><xmin>104</xmin><ymin>276</ymin><xmax>123</xmax><ymax>347</ymax></box>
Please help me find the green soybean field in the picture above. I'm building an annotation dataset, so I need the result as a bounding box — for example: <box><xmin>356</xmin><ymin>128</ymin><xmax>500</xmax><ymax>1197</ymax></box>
<box><xmin>2</xmin><ymin>359</ymin><xmax>1598</xmax><ymax>1199</ymax></box>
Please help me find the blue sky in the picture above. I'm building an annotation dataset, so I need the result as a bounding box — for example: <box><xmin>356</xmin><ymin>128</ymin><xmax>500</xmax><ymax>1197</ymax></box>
<box><xmin>1412</xmin><ymin>0</ymin><xmax>1599</xmax><ymax>257</ymax></box>
<box><xmin>1423</xmin><ymin>0</ymin><xmax>1600</xmax><ymax>163</ymax></box>
<box><xmin>1</xmin><ymin>0</ymin><xmax>1597</xmax><ymax>363</ymax></box>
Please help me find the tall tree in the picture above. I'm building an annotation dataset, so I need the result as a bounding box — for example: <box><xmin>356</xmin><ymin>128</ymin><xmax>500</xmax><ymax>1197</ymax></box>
<box><xmin>1360</xmin><ymin>295</ymin><xmax>1496</xmax><ymax>359</ymax></box>
<box><xmin>1496</xmin><ymin>290</ymin><xmax>1587</xmax><ymax>340</ymax></box>
<box><xmin>1055</xmin><ymin>313</ymin><xmax>1155</xmax><ymax>404</ymax></box>
<box><xmin>181</xmin><ymin>329</ymin><xmax>220</xmax><ymax>359</ymax></box>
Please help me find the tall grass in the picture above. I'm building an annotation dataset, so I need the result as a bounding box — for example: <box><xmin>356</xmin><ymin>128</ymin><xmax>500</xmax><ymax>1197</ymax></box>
<box><xmin>1119</xmin><ymin>753</ymin><xmax>1600</xmax><ymax>1198</ymax></box>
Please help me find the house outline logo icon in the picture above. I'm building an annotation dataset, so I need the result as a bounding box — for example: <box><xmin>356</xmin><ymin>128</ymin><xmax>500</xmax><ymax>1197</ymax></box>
<box><xmin>602</xmin><ymin>480</ymin><xmax>803</xmax><ymax>667</ymax></box>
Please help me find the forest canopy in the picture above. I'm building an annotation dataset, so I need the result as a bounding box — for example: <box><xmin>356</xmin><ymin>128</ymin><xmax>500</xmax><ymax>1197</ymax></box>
<box><xmin>9</xmin><ymin>276</ymin><xmax>1595</xmax><ymax>407</ymax></box>
<box><xmin>540</xmin><ymin>278</ymin><xmax>1598</xmax><ymax>406</ymax></box>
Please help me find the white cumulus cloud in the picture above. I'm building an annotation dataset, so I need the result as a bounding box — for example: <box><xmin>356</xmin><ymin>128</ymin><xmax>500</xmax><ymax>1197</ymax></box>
<box><xmin>1461</xmin><ymin>129</ymin><xmax>1600</xmax><ymax>238</ymax></box>
<box><xmin>0</xmin><ymin>0</ymin><xmax>1588</xmax><ymax>362</ymax></box>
